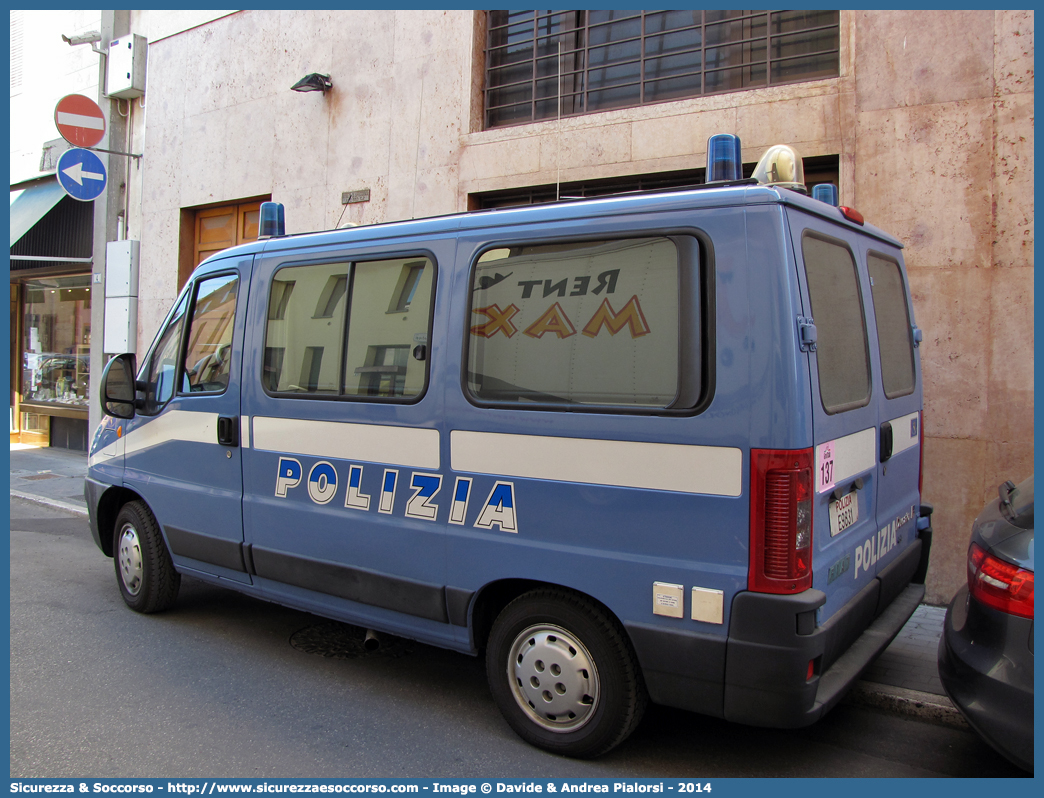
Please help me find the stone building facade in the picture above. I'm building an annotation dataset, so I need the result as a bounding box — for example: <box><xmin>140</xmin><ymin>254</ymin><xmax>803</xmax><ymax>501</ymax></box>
<box><xmin>13</xmin><ymin>10</ymin><xmax>1035</xmax><ymax>604</ymax></box>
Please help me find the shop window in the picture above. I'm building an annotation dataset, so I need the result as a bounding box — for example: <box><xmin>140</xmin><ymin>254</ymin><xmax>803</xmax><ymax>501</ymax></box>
<box><xmin>20</xmin><ymin>275</ymin><xmax>92</xmax><ymax>410</ymax></box>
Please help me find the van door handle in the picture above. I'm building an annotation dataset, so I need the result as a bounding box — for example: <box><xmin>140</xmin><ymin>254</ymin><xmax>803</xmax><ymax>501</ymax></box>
<box><xmin>218</xmin><ymin>416</ymin><xmax>239</xmax><ymax>447</ymax></box>
<box><xmin>880</xmin><ymin>421</ymin><xmax>893</xmax><ymax>462</ymax></box>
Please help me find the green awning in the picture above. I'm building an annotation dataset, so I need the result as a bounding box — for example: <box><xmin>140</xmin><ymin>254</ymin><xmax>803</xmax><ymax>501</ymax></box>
<box><xmin>10</xmin><ymin>180</ymin><xmax>66</xmax><ymax>247</ymax></box>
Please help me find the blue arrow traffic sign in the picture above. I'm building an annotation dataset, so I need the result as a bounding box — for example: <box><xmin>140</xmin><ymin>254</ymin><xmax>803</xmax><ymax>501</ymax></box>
<box><xmin>56</xmin><ymin>147</ymin><xmax>107</xmax><ymax>201</ymax></box>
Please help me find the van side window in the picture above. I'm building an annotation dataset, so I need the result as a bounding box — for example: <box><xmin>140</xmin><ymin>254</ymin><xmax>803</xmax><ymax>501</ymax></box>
<box><xmin>344</xmin><ymin>258</ymin><xmax>433</xmax><ymax>398</ymax></box>
<box><xmin>265</xmin><ymin>262</ymin><xmax>349</xmax><ymax>394</ymax></box>
<box><xmin>867</xmin><ymin>254</ymin><xmax>916</xmax><ymax>398</ymax></box>
<box><xmin>142</xmin><ymin>292</ymin><xmax>189</xmax><ymax>414</ymax></box>
<box><xmin>182</xmin><ymin>274</ymin><xmax>239</xmax><ymax>393</ymax></box>
<box><xmin>801</xmin><ymin>234</ymin><xmax>871</xmax><ymax>413</ymax></box>
<box><xmin>466</xmin><ymin>237</ymin><xmax>681</xmax><ymax>408</ymax></box>
<box><xmin>263</xmin><ymin>257</ymin><xmax>434</xmax><ymax>399</ymax></box>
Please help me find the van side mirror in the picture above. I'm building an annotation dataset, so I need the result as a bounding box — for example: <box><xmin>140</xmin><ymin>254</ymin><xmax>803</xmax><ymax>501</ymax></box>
<box><xmin>100</xmin><ymin>353</ymin><xmax>138</xmax><ymax>420</ymax></box>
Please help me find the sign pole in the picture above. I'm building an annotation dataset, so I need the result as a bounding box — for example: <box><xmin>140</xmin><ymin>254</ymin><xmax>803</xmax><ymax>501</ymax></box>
<box><xmin>87</xmin><ymin>10</ymin><xmax>132</xmax><ymax>438</ymax></box>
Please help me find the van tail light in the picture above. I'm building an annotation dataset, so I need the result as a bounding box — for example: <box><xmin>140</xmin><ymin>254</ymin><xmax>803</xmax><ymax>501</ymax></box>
<box><xmin>749</xmin><ymin>449</ymin><xmax>814</xmax><ymax>593</ymax></box>
<box><xmin>967</xmin><ymin>542</ymin><xmax>1034</xmax><ymax>619</ymax></box>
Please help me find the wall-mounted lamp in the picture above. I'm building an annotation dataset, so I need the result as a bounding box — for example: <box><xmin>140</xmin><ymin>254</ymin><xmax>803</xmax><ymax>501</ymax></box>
<box><xmin>291</xmin><ymin>73</ymin><xmax>332</xmax><ymax>94</ymax></box>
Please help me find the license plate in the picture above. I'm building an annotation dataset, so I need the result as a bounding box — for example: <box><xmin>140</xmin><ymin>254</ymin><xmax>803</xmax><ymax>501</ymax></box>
<box><xmin>829</xmin><ymin>491</ymin><xmax>858</xmax><ymax>537</ymax></box>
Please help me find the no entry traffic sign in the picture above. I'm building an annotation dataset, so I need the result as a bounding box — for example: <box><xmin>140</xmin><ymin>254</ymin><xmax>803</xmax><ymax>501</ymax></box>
<box><xmin>54</xmin><ymin>94</ymin><xmax>106</xmax><ymax>148</ymax></box>
<box><xmin>56</xmin><ymin>148</ymin><xmax>108</xmax><ymax>201</ymax></box>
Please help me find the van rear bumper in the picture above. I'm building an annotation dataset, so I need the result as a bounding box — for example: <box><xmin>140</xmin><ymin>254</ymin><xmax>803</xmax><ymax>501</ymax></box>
<box><xmin>724</xmin><ymin>579</ymin><xmax>924</xmax><ymax>727</ymax></box>
<box><xmin>723</xmin><ymin>537</ymin><xmax>925</xmax><ymax>727</ymax></box>
<box><xmin>627</xmin><ymin>533</ymin><xmax>928</xmax><ymax>727</ymax></box>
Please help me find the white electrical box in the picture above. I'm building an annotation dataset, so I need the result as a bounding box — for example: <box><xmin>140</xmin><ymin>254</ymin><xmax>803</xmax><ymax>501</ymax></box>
<box><xmin>107</xmin><ymin>34</ymin><xmax>147</xmax><ymax>99</ymax></box>
<box><xmin>105</xmin><ymin>239</ymin><xmax>140</xmax><ymax>297</ymax></box>
<box><xmin>104</xmin><ymin>239</ymin><xmax>140</xmax><ymax>353</ymax></box>
<box><xmin>104</xmin><ymin>297</ymin><xmax>139</xmax><ymax>354</ymax></box>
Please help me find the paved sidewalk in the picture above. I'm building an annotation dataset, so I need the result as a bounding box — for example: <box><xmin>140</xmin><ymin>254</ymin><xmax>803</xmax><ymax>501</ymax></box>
<box><xmin>846</xmin><ymin>603</ymin><xmax>963</xmax><ymax>729</ymax></box>
<box><xmin>9</xmin><ymin>443</ymin><xmax>961</xmax><ymax>726</ymax></box>
<box><xmin>10</xmin><ymin>442</ymin><xmax>89</xmax><ymax>517</ymax></box>
<box><xmin>861</xmin><ymin>604</ymin><xmax>947</xmax><ymax>695</ymax></box>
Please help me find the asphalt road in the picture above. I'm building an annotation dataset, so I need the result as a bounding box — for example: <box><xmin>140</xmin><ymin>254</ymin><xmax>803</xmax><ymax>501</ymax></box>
<box><xmin>10</xmin><ymin>498</ymin><xmax>1026</xmax><ymax>779</ymax></box>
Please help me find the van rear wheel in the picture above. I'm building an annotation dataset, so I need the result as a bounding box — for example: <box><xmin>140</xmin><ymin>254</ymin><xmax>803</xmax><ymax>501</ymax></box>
<box><xmin>485</xmin><ymin>589</ymin><xmax>647</xmax><ymax>758</ymax></box>
<box><xmin>113</xmin><ymin>500</ymin><xmax>180</xmax><ymax>613</ymax></box>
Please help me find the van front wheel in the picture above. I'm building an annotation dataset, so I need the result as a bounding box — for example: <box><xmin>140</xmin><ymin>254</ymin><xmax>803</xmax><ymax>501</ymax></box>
<box><xmin>113</xmin><ymin>501</ymin><xmax>180</xmax><ymax>613</ymax></box>
<box><xmin>485</xmin><ymin>589</ymin><xmax>647</xmax><ymax>758</ymax></box>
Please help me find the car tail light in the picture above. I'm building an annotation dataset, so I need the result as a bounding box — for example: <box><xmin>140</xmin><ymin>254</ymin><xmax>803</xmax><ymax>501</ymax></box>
<box><xmin>749</xmin><ymin>449</ymin><xmax>813</xmax><ymax>593</ymax></box>
<box><xmin>967</xmin><ymin>542</ymin><xmax>1034</xmax><ymax>619</ymax></box>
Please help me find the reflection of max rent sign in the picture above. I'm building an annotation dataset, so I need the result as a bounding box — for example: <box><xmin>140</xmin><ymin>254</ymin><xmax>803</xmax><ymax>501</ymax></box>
<box><xmin>471</xmin><ymin>269</ymin><xmax>651</xmax><ymax>340</ymax></box>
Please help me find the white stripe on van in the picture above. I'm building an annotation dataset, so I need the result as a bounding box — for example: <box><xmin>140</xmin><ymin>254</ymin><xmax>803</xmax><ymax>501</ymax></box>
<box><xmin>241</xmin><ymin>415</ymin><xmax>251</xmax><ymax>449</ymax></box>
<box><xmin>123</xmin><ymin>410</ymin><xmax>219</xmax><ymax>456</ymax></box>
<box><xmin>450</xmin><ymin>430</ymin><xmax>742</xmax><ymax>497</ymax></box>
<box><xmin>253</xmin><ymin>417</ymin><xmax>440</xmax><ymax>470</ymax></box>
<box><xmin>818</xmin><ymin>427</ymin><xmax>877</xmax><ymax>489</ymax></box>
<box><xmin>888</xmin><ymin>411</ymin><xmax>920</xmax><ymax>457</ymax></box>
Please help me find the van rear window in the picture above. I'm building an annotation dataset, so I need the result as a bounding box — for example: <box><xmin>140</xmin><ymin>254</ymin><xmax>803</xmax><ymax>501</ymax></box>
<box><xmin>263</xmin><ymin>256</ymin><xmax>434</xmax><ymax>399</ymax></box>
<box><xmin>466</xmin><ymin>237</ymin><xmax>681</xmax><ymax>408</ymax></box>
<box><xmin>801</xmin><ymin>234</ymin><xmax>871</xmax><ymax>414</ymax></box>
<box><xmin>867</xmin><ymin>253</ymin><xmax>916</xmax><ymax>398</ymax></box>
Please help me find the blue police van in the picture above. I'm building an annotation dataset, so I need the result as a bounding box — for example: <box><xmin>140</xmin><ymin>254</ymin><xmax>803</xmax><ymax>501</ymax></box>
<box><xmin>88</xmin><ymin>137</ymin><xmax>932</xmax><ymax>757</ymax></box>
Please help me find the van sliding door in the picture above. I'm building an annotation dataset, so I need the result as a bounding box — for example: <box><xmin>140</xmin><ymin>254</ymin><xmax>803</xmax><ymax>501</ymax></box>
<box><xmin>238</xmin><ymin>238</ymin><xmax>457</xmax><ymax>645</ymax></box>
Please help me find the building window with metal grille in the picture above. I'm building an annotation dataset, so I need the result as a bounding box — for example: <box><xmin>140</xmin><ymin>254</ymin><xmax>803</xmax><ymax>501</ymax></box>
<box><xmin>484</xmin><ymin>10</ymin><xmax>840</xmax><ymax>129</ymax></box>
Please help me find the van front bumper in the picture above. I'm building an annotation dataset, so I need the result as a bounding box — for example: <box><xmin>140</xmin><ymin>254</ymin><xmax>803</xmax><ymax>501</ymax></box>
<box><xmin>84</xmin><ymin>476</ymin><xmax>108</xmax><ymax>554</ymax></box>
<box><xmin>627</xmin><ymin>532</ymin><xmax>928</xmax><ymax>728</ymax></box>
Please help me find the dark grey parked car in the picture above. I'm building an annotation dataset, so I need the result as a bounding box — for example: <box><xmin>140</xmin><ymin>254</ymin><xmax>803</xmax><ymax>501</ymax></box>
<box><xmin>938</xmin><ymin>475</ymin><xmax>1034</xmax><ymax>773</ymax></box>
